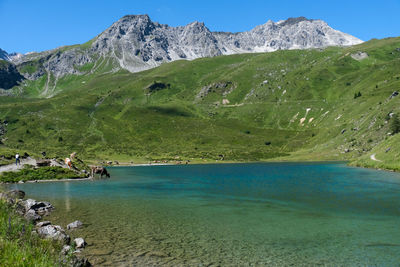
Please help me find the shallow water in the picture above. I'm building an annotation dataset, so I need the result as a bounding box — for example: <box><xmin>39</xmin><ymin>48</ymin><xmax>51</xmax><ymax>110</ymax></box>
<box><xmin>9</xmin><ymin>162</ymin><xmax>400</xmax><ymax>266</ymax></box>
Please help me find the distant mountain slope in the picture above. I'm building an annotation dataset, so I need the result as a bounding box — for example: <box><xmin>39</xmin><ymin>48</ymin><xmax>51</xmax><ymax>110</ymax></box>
<box><xmin>0</xmin><ymin>60</ymin><xmax>24</xmax><ymax>90</ymax></box>
<box><xmin>0</xmin><ymin>37</ymin><xmax>399</xmax><ymax>170</ymax></box>
<box><xmin>8</xmin><ymin>15</ymin><xmax>362</xmax><ymax>95</ymax></box>
<box><xmin>0</xmin><ymin>49</ymin><xmax>9</xmax><ymax>61</ymax></box>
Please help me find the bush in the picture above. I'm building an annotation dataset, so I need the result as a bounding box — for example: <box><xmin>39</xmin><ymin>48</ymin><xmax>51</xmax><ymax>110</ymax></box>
<box><xmin>0</xmin><ymin>166</ymin><xmax>86</xmax><ymax>183</ymax></box>
<box><xmin>390</xmin><ymin>114</ymin><xmax>400</xmax><ymax>134</ymax></box>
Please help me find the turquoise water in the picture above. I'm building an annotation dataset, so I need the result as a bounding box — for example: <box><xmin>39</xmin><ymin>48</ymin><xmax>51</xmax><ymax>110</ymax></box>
<box><xmin>9</xmin><ymin>162</ymin><xmax>400</xmax><ymax>266</ymax></box>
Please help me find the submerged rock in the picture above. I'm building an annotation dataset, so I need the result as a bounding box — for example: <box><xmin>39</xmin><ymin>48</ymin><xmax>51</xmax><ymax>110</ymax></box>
<box><xmin>67</xmin><ymin>220</ymin><xmax>83</xmax><ymax>230</ymax></box>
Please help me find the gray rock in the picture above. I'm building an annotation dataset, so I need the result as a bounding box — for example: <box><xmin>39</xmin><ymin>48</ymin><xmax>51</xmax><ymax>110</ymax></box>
<box><xmin>24</xmin><ymin>209</ymin><xmax>41</xmax><ymax>222</ymax></box>
<box><xmin>36</xmin><ymin>221</ymin><xmax>51</xmax><ymax>227</ymax></box>
<box><xmin>23</xmin><ymin>199</ymin><xmax>37</xmax><ymax>211</ymax></box>
<box><xmin>37</xmin><ymin>225</ymin><xmax>70</xmax><ymax>244</ymax></box>
<box><xmin>22</xmin><ymin>199</ymin><xmax>53</xmax><ymax>215</ymax></box>
<box><xmin>74</xmin><ymin>237</ymin><xmax>87</xmax><ymax>249</ymax></box>
<box><xmin>0</xmin><ymin>61</ymin><xmax>24</xmax><ymax>89</ymax></box>
<box><xmin>3</xmin><ymin>189</ymin><xmax>25</xmax><ymax>199</ymax></box>
<box><xmin>61</xmin><ymin>245</ymin><xmax>71</xmax><ymax>255</ymax></box>
<box><xmin>67</xmin><ymin>220</ymin><xmax>83</xmax><ymax>230</ymax></box>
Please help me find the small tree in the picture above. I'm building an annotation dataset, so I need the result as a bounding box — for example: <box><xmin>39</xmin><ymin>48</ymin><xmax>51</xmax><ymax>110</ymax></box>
<box><xmin>390</xmin><ymin>114</ymin><xmax>400</xmax><ymax>134</ymax></box>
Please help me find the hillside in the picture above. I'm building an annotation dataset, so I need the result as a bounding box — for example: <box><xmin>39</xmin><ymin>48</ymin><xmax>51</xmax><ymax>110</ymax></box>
<box><xmin>2</xmin><ymin>15</ymin><xmax>362</xmax><ymax>98</ymax></box>
<box><xmin>0</xmin><ymin>37</ymin><xmax>399</xmax><ymax>169</ymax></box>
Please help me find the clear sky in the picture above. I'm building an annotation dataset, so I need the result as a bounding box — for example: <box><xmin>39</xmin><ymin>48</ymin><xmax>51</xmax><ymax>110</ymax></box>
<box><xmin>1</xmin><ymin>0</ymin><xmax>399</xmax><ymax>54</ymax></box>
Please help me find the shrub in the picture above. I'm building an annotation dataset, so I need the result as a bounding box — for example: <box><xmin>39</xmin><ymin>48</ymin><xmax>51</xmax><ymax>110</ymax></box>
<box><xmin>390</xmin><ymin>114</ymin><xmax>400</xmax><ymax>134</ymax></box>
<box><xmin>0</xmin><ymin>166</ymin><xmax>86</xmax><ymax>183</ymax></box>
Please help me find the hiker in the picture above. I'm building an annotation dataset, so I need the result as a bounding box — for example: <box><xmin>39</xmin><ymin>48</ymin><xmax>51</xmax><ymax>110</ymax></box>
<box><xmin>15</xmin><ymin>153</ymin><xmax>20</xmax><ymax>166</ymax></box>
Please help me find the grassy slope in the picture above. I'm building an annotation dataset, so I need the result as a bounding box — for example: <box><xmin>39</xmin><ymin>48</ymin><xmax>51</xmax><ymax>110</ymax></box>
<box><xmin>0</xmin><ymin>37</ymin><xmax>399</xmax><ymax>168</ymax></box>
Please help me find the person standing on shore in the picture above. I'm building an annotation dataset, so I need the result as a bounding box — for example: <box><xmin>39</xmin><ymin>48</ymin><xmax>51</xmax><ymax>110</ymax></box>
<box><xmin>15</xmin><ymin>153</ymin><xmax>20</xmax><ymax>166</ymax></box>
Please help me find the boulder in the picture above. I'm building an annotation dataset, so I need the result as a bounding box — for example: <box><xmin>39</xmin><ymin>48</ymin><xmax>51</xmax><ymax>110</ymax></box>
<box><xmin>67</xmin><ymin>220</ymin><xmax>83</xmax><ymax>230</ymax></box>
<box><xmin>2</xmin><ymin>189</ymin><xmax>25</xmax><ymax>199</ymax></box>
<box><xmin>22</xmin><ymin>199</ymin><xmax>53</xmax><ymax>215</ymax></box>
<box><xmin>36</xmin><ymin>221</ymin><xmax>52</xmax><ymax>227</ymax></box>
<box><xmin>37</xmin><ymin>225</ymin><xmax>70</xmax><ymax>244</ymax></box>
<box><xmin>74</xmin><ymin>237</ymin><xmax>87</xmax><ymax>249</ymax></box>
<box><xmin>24</xmin><ymin>209</ymin><xmax>41</xmax><ymax>222</ymax></box>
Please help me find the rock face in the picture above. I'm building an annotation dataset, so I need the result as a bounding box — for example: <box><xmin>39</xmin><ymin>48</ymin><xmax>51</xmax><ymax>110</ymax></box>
<box><xmin>10</xmin><ymin>15</ymin><xmax>363</xmax><ymax>89</ymax></box>
<box><xmin>0</xmin><ymin>60</ymin><xmax>24</xmax><ymax>89</ymax></box>
<box><xmin>0</xmin><ymin>48</ymin><xmax>9</xmax><ymax>61</ymax></box>
<box><xmin>90</xmin><ymin>15</ymin><xmax>362</xmax><ymax>73</ymax></box>
<box><xmin>0</xmin><ymin>48</ymin><xmax>23</xmax><ymax>62</ymax></box>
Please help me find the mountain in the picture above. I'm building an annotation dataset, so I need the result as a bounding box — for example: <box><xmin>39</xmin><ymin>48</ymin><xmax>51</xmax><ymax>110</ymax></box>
<box><xmin>0</xmin><ymin>49</ymin><xmax>9</xmax><ymax>61</ymax></box>
<box><xmin>0</xmin><ymin>36</ymin><xmax>399</xmax><ymax>171</ymax></box>
<box><xmin>10</xmin><ymin>15</ymin><xmax>362</xmax><ymax>92</ymax></box>
<box><xmin>0</xmin><ymin>60</ymin><xmax>24</xmax><ymax>90</ymax></box>
<box><xmin>0</xmin><ymin>48</ymin><xmax>24</xmax><ymax>62</ymax></box>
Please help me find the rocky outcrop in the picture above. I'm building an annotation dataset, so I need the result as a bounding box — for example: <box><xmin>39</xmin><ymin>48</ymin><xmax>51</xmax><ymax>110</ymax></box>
<box><xmin>0</xmin><ymin>48</ymin><xmax>9</xmax><ymax>61</ymax></box>
<box><xmin>11</xmin><ymin>15</ymin><xmax>363</xmax><ymax>91</ymax></box>
<box><xmin>37</xmin><ymin>224</ymin><xmax>71</xmax><ymax>244</ymax></box>
<box><xmin>0</xmin><ymin>60</ymin><xmax>24</xmax><ymax>89</ymax></box>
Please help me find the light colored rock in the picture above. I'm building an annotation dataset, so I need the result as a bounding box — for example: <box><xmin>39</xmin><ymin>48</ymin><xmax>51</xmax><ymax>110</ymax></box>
<box><xmin>67</xmin><ymin>220</ymin><xmax>83</xmax><ymax>230</ymax></box>
<box><xmin>37</xmin><ymin>225</ymin><xmax>70</xmax><ymax>244</ymax></box>
<box><xmin>36</xmin><ymin>221</ymin><xmax>51</xmax><ymax>227</ymax></box>
<box><xmin>24</xmin><ymin>209</ymin><xmax>41</xmax><ymax>222</ymax></box>
<box><xmin>351</xmin><ymin>51</ymin><xmax>369</xmax><ymax>60</ymax></box>
<box><xmin>22</xmin><ymin>199</ymin><xmax>53</xmax><ymax>215</ymax></box>
<box><xmin>74</xmin><ymin>237</ymin><xmax>87</xmax><ymax>249</ymax></box>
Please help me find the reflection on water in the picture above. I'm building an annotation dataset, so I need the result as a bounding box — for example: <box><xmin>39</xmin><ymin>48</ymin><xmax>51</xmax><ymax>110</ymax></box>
<box><xmin>64</xmin><ymin>182</ymin><xmax>71</xmax><ymax>212</ymax></box>
<box><xmin>8</xmin><ymin>163</ymin><xmax>400</xmax><ymax>266</ymax></box>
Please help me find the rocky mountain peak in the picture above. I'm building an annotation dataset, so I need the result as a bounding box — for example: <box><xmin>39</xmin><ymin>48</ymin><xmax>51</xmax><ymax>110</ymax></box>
<box><xmin>277</xmin><ymin>16</ymin><xmax>314</xmax><ymax>27</ymax></box>
<box><xmin>0</xmin><ymin>48</ymin><xmax>9</xmax><ymax>61</ymax></box>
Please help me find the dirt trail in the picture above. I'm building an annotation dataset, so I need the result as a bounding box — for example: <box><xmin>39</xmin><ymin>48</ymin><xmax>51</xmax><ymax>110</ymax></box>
<box><xmin>0</xmin><ymin>158</ymin><xmax>37</xmax><ymax>173</ymax></box>
<box><xmin>0</xmin><ymin>158</ymin><xmax>66</xmax><ymax>174</ymax></box>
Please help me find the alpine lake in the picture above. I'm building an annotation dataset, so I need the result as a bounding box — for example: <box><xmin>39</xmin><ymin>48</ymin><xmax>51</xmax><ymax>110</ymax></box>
<box><xmin>8</xmin><ymin>162</ymin><xmax>400</xmax><ymax>266</ymax></box>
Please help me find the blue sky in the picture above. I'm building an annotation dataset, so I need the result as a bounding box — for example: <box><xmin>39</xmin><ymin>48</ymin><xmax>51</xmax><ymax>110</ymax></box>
<box><xmin>1</xmin><ymin>0</ymin><xmax>399</xmax><ymax>54</ymax></box>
